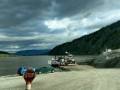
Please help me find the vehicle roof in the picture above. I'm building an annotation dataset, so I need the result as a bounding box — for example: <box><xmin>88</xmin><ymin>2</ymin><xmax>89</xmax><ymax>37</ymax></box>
<box><xmin>20</xmin><ymin>66</ymin><xmax>36</xmax><ymax>69</ymax></box>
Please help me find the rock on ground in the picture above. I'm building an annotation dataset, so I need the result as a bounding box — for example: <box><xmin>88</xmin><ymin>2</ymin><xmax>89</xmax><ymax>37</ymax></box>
<box><xmin>92</xmin><ymin>49</ymin><xmax>120</xmax><ymax>68</ymax></box>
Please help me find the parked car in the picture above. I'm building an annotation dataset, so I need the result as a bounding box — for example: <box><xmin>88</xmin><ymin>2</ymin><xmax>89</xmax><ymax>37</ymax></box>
<box><xmin>17</xmin><ymin>66</ymin><xmax>37</xmax><ymax>75</ymax></box>
<box><xmin>35</xmin><ymin>67</ymin><xmax>56</xmax><ymax>74</ymax></box>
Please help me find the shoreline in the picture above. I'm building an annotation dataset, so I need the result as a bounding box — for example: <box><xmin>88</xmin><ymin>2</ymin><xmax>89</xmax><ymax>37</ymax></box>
<box><xmin>1</xmin><ymin>65</ymin><xmax>120</xmax><ymax>90</ymax></box>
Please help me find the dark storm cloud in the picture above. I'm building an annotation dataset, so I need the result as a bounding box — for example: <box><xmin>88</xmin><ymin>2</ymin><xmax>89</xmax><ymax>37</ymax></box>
<box><xmin>0</xmin><ymin>21</ymin><xmax>50</xmax><ymax>37</ymax></box>
<box><xmin>0</xmin><ymin>0</ymin><xmax>119</xmax><ymax>29</ymax></box>
<box><xmin>54</xmin><ymin>0</ymin><xmax>104</xmax><ymax>18</ymax></box>
<box><xmin>0</xmin><ymin>0</ymin><xmax>117</xmax><ymax>29</ymax></box>
<box><xmin>0</xmin><ymin>0</ymin><xmax>53</xmax><ymax>28</ymax></box>
<box><xmin>0</xmin><ymin>0</ymin><xmax>107</xmax><ymax>29</ymax></box>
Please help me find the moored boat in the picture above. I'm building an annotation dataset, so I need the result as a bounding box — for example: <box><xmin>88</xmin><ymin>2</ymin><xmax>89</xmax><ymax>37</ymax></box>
<box><xmin>51</xmin><ymin>52</ymin><xmax>78</xmax><ymax>67</ymax></box>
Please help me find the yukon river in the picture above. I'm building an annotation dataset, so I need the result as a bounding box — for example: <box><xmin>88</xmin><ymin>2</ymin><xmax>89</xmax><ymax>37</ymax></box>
<box><xmin>0</xmin><ymin>55</ymin><xmax>95</xmax><ymax>76</ymax></box>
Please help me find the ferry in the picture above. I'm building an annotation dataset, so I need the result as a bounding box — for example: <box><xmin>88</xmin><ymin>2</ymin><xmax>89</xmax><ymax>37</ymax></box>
<box><xmin>51</xmin><ymin>52</ymin><xmax>78</xmax><ymax>67</ymax></box>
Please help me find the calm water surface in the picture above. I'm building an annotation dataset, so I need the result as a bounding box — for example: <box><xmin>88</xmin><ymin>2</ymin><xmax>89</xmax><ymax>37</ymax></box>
<box><xmin>0</xmin><ymin>55</ymin><xmax>95</xmax><ymax>76</ymax></box>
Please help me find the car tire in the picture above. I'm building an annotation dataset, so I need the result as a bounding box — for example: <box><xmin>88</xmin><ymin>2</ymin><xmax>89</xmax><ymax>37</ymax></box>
<box><xmin>51</xmin><ymin>70</ymin><xmax>55</xmax><ymax>73</ymax></box>
<box><xmin>22</xmin><ymin>72</ymin><xmax>25</xmax><ymax>76</ymax></box>
<box><xmin>19</xmin><ymin>72</ymin><xmax>24</xmax><ymax>76</ymax></box>
<box><xmin>38</xmin><ymin>71</ymin><xmax>42</xmax><ymax>74</ymax></box>
<box><xmin>19</xmin><ymin>74</ymin><xmax>22</xmax><ymax>76</ymax></box>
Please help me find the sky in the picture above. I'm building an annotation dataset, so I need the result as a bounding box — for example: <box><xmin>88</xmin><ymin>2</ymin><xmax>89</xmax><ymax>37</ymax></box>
<box><xmin>0</xmin><ymin>0</ymin><xmax>120</xmax><ymax>53</ymax></box>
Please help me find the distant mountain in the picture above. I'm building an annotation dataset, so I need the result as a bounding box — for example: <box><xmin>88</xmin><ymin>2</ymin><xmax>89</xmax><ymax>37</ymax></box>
<box><xmin>49</xmin><ymin>20</ymin><xmax>120</xmax><ymax>55</ymax></box>
<box><xmin>15</xmin><ymin>49</ymin><xmax>51</xmax><ymax>56</ymax></box>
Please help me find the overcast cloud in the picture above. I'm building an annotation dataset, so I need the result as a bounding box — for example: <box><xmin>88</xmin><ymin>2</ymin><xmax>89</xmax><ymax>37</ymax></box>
<box><xmin>0</xmin><ymin>0</ymin><xmax>120</xmax><ymax>53</ymax></box>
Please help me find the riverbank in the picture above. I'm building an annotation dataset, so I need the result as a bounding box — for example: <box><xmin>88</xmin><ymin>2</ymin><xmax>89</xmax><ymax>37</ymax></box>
<box><xmin>1</xmin><ymin>65</ymin><xmax>120</xmax><ymax>90</ymax></box>
<box><xmin>77</xmin><ymin>49</ymin><xmax>120</xmax><ymax>68</ymax></box>
<box><xmin>0</xmin><ymin>54</ymin><xmax>22</xmax><ymax>57</ymax></box>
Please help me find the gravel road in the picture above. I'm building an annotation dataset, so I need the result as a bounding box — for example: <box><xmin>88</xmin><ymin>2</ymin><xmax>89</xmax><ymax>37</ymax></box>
<box><xmin>0</xmin><ymin>65</ymin><xmax>120</xmax><ymax>90</ymax></box>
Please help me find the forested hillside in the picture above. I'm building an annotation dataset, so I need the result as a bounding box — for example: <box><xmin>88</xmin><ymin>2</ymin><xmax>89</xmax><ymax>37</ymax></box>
<box><xmin>49</xmin><ymin>20</ymin><xmax>120</xmax><ymax>55</ymax></box>
<box><xmin>0</xmin><ymin>51</ymin><xmax>9</xmax><ymax>54</ymax></box>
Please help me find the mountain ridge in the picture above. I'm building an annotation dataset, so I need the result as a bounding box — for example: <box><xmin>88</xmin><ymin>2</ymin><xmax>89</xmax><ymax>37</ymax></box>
<box><xmin>49</xmin><ymin>20</ymin><xmax>120</xmax><ymax>55</ymax></box>
<box><xmin>15</xmin><ymin>49</ymin><xmax>51</xmax><ymax>56</ymax></box>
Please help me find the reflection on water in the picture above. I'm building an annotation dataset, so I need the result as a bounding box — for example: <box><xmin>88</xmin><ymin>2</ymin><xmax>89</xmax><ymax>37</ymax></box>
<box><xmin>0</xmin><ymin>55</ymin><xmax>95</xmax><ymax>76</ymax></box>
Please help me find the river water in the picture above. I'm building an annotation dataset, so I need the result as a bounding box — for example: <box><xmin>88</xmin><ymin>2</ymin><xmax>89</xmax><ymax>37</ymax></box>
<box><xmin>0</xmin><ymin>55</ymin><xmax>95</xmax><ymax>76</ymax></box>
